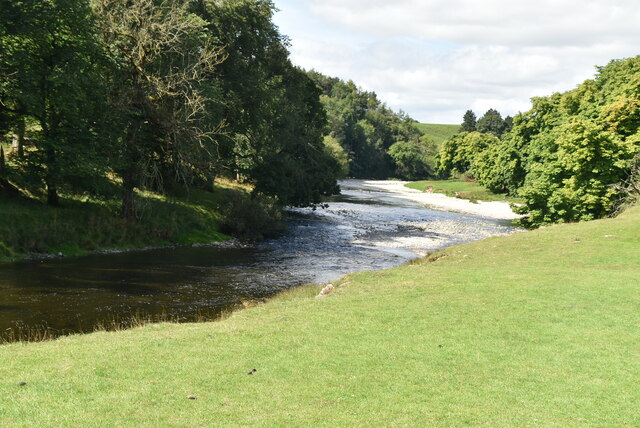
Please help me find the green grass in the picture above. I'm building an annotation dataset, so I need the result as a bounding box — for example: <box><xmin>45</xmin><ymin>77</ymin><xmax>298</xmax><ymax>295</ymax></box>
<box><xmin>1</xmin><ymin>205</ymin><xmax>639</xmax><ymax>426</ymax></box>
<box><xmin>407</xmin><ymin>179</ymin><xmax>523</xmax><ymax>203</ymax></box>
<box><xmin>0</xmin><ymin>184</ymin><xmax>244</xmax><ymax>261</ymax></box>
<box><xmin>414</xmin><ymin>122</ymin><xmax>459</xmax><ymax>146</ymax></box>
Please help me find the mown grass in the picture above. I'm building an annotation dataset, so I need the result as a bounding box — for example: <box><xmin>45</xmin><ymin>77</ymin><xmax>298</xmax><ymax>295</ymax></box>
<box><xmin>414</xmin><ymin>123</ymin><xmax>459</xmax><ymax>146</ymax></box>
<box><xmin>407</xmin><ymin>178</ymin><xmax>523</xmax><ymax>203</ymax></box>
<box><xmin>0</xmin><ymin>182</ymin><xmax>251</xmax><ymax>261</ymax></box>
<box><xmin>1</xmin><ymin>205</ymin><xmax>639</xmax><ymax>426</ymax></box>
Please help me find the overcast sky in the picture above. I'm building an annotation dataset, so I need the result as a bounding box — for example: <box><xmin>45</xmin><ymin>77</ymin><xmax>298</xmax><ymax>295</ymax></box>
<box><xmin>272</xmin><ymin>0</ymin><xmax>640</xmax><ymax>124</ymax></box>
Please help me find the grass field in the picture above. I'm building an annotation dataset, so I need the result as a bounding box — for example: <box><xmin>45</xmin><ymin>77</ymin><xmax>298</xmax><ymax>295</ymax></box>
<box><xmin>1</xmin><ymin>204</ymin><xmax>638</xmax><ymax>426</ymax></box>
<box><xmin>414</xmin><ymin>123</ymin><xmax>459</xmax><ymax>146</ymax></box>
<box><xmin>406</xmin><ymin>179</ymin><xmax>523</xmax><ymax>203</ymax></box>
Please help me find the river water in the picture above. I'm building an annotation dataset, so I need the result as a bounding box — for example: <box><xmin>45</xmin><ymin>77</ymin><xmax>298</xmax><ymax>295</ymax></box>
<box><xmin>0</xmin><ymin>180</ymin><xmax>517</xmax><ymax>340</ymax></box>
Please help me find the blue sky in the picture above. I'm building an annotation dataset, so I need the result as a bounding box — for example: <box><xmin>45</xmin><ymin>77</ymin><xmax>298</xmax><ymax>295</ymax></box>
<box><xmin>272</xmin><ymin>0</ymin><xmax>640</xmax><ymax>124</ymax></box>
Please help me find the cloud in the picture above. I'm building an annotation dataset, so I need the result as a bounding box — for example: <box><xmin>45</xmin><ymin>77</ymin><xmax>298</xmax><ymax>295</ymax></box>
<box><xmin>305</xmin><ymin>0</ymin><xmax>640</xmax><ymax>47</ymax></box>
<box><xmin>274</xmin><ymin>0</ymin><xmax>640</xmax><ymax>123</ymax></box>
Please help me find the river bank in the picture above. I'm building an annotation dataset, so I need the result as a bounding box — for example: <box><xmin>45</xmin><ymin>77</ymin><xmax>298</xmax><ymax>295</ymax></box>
<box><xmin>2</xmin><ymin>205</ymin><xmax>638</xmax><ymax>426</ymax></box>
<box><xmin>0</xmin><ymin>180</ymin><xmax>517</xmax><ymax>340</ymax></box>
<box><xmin>0</xmin><ymin>180</ymin><xmax>284</xmax><ymax>262</ymax></box>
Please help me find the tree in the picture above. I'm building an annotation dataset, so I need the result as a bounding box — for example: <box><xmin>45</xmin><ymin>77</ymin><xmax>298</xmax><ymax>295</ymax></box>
<box><xmin>194</xmin><ymin>0</ymin><xmax>339</xmax><ymax>205</ymax></box>
<box><xmin>515</xmin><ymin>118</ymin><xmax>637</xmax><ymax>225</ymax></box>
<box><xmin>459</xmin><ymin>109</ymin><xmax>477</xmax><ymax>132</ymax></box>
<box><xmin>437</xmin><ymin>132</ymin><xmax>499</xmax><ymax>177</ymax></box>
<box><xmin>0</xmin><ymin>0</ymin><xmax>106</xmax><ymax>205</ymax></box>
<box><xmin>307</xmin><ymin>71</ymin><xmax>421</xmax><ymax>179</ymax></box>
<box><xmin>503</xmin><ymin>115</ymin><xmax>514</xmax><ymax>134</ymax></box>
<box><xmin>476</xmin><ymin>108</ymin><xmax>505</xmax><ymax>137</ymax></box>
<box><xmin>388</xmin><ymin>136</ymin><xmax>437</xmax><ymax>180</ymax></box>
<box><xmin>94</xmin><ymin>0</ymin><xmax>225</xmax><ymax>218</ymax></box>
<box><xmin>250</xmin><ymin>65</ymin><xmax>340</xmax><ymax>206</ymax></box>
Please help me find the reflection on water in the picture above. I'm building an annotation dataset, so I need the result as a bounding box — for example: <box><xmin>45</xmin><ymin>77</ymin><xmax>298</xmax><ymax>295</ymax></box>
<box><xmin>0</xmin><ymin>180</ymin><xmax>518</xmax><ymax>339</ymax></box>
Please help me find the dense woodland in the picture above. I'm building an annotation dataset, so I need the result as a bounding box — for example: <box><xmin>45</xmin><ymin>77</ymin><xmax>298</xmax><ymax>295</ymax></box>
<box><xmin>438</xmin><ymin>57</ymin><xmax>640</xmax><ymax>226</ymax></box>
<box><xmin>307</xmin><ymin>71</ymin><xmax>437</xmax><ymax>180</ymax></box>
<box><xmin>0</xmin><ymin>0</ymin><xmax>345</xmax><ymax>218</ymax></box>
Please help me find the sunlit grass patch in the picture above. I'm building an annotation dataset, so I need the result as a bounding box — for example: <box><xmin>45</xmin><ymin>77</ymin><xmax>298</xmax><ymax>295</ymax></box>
<box><xmin>406</xmin><ymin>178</ymin><xmax>523</xmax><ymax>203</ymax></box>
<box><xmin>413</xmin><ymin>123</ymin><xmax>459</xmax><ymax>146</ymax></box>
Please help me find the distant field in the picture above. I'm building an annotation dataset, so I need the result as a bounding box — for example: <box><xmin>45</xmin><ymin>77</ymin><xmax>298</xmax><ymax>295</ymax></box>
<box><xmin>414</xmin><ymin>123</ymin><xmax>459</xmax><ymax>146</ymax></box>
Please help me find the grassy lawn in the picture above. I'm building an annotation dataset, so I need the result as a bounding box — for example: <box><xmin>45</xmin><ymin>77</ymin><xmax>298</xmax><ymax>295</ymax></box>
<box><xmin>414</xmin><ymin>123</ymin><xmax>459</xmax><ymax>146</ymax></box>
<box><xmin>1</xmin><ymin>205</ymin><xmax>639</xmax><ymax>426</ymax></box>
<box><xmin>406</xmin><ymin>179</ymin><xmax>523</xmax><ymax>203</ymax></box>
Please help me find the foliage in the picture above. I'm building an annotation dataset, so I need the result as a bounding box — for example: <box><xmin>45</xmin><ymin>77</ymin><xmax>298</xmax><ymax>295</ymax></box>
<box><xmin>476</xmin><ymin>108</ymin><xmax>511</xmax><ymax>137</ymax></box>
<box><xmin>388</xmin><ymin>136</ymin><xmax>437</xmax><ymax>180</ymax></box>
<box><xmin>193</xmin><ymin>0</ymin><xmax>339</xmax><ymax>207</ymax></box>
<box><xmin>307</xmin><ymin>70</ymin><xmax>423</xmax><ymax>179</ymax></box>
<box><xmin>507</xmin><ymin>57</ymin><xmax>640</xmax><ymax>226</ymax></box>
<box><xmin>93</xmin><ymin>0</ymin><xmax>226</xmax><ymax>218</ymax></box>
<box><xmin>459</xmin><ymin>109</ymin><xmax>477</xmax><ymax>132</ymax></box>
<box><xmin>437</xmin><ymin>131</ymin><xmax>500</xmax><ymax>177</ymax></box>
<box><xmin>513</xmin><ymin>117</ymin><xmax>637</xmax><ymax>225</ymax></box>
<box><xmin>0</xmin><ymin>0</ymin><xmax>342</xmax><ymax>232</ymax></box>
<box><xmin>323</xmin><ymin>135</ymin><xmax>349</xmax><ymax>178</ymax></box>
<box><xmin>0</xmin><ymin>0</ymin><xmax>107</xmax><ymax>205</ymax></box>
<box><xmin>438</xmin><ymin>56</ymin><xmax>640</xmax><ymax>226</ymax></box>
<box><xmin>218</xmin><ymin>190</ymin><xmax>284</xmax><ymax>240</ymax></box>
<box><xmin>611</xmin><ymin>153</ymin><xmax>640</xmax><ymax>213</ymax></box>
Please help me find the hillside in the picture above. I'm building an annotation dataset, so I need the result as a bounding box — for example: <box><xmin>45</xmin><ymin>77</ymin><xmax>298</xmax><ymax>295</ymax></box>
<box><xmin>414</xmin><ymin>122</ymin><xmax>459</xmax><ymax>146</ymax></box>
<box><xmin>2</xmin><ymin>206</ymin><xmax>639</xmax><ymax>426</ymax></box>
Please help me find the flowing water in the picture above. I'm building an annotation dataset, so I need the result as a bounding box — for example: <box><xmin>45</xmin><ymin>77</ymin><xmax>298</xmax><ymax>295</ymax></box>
<box><xmin>0</xmin><ymin>180</ymin><xmax>518</xmax><ymax>340</ymax></box>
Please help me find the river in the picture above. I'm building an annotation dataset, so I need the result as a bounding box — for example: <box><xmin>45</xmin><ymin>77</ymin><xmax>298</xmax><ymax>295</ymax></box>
<box><xmin>0</xmin><ymin>180</ymin><xmax>518</xmax><ymax>340</ymax></box>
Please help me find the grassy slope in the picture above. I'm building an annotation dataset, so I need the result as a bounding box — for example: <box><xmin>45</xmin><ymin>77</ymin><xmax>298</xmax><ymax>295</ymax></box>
<box><xmin>407</xmin><ymin>179</ymin><xmax>523</xmax><ymax>203</ymax></box>
<box><xmin>0</xmin><ymin>184</ymin><xmax>237</xmax><ymax>261</ymax></box>
<box><xmin>2</xmin><ymin>207</ymin><xmax>639</xmax><ymax>426</ymax></box>
<box><xmin>414</xmin><ymin>123</ymin><xmax>459</xmax><ymax>146</ymax></box>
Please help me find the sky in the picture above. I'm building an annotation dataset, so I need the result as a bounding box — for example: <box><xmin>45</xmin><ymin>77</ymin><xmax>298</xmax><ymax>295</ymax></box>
<box><xmin>271</xmin><ymin>0</ymin><xmax>640</xmax><ymax>124</ymax></box>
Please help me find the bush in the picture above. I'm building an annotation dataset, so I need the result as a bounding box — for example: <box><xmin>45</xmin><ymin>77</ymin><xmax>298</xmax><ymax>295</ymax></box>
<box><xmin>219</xmin><ymin>191</ymin><xmax>284</xmax><ymax>240</ymax></box>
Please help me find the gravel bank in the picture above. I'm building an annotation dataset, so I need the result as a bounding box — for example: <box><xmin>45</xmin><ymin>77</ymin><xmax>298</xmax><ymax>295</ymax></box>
<box><xmin>350</xmin><ymin>180</ymin><xmax>523</xmax><ymax>220</ymax></box>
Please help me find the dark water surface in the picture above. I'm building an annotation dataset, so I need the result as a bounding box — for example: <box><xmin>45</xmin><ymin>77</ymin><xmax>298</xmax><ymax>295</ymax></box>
<box><xmin>0</xmin><ymin>180</ymin><xmax>517</xmax><ymax>339</ymax></box>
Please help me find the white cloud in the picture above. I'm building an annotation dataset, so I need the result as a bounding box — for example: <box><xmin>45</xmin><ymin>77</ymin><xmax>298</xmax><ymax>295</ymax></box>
<box><xmin>305</xmin><ymin>0</ymin><xmax>640</xmax><ymax>47</ymax></box>
<box><xmin>273</xmin><ymin>0</ymin><xmax>640</xmax><ymax>123</ymax></box>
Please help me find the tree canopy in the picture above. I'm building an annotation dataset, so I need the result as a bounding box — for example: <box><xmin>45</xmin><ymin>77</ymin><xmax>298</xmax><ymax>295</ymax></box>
<box><xmin>306</xmin><ymin>71</ymin><xmax>433</xmax><ymax>180</ymax></box>
<box><xmin>0</xmin><ymin>0</ymin><xmax>340</xmax><ymax>214</ymax></box>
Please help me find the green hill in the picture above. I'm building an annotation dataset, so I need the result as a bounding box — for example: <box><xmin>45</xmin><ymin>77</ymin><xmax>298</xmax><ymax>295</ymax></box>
<box><xmin>414</xmin><ymin>122</ymin><xmax>459</xmax><ymax>146</ymax></box>
<box><xmin>2</xmin><ymin>205</ymin><xmax>639</xmax><ymax>426</ymax></box>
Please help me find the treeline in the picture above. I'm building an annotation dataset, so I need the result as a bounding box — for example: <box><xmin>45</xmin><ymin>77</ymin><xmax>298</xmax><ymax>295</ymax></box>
<box><xmin>438</xmin><ymin>56</ymin><xmax>640</xmax><ymax>226</ymax></box>
<box><xmin>307</xmin><ymin>71</ymin><xmax>438</xmax><ymax>180</ymax></box>
<box><xmin>0</xmin><ymin>0</ymin><xmax>341</xmax><ymax>218</ymax></box>
<box><xmin>459</xmin><ymin>109</ymin><xmax>513</xmax><ymax>137</ymax></box>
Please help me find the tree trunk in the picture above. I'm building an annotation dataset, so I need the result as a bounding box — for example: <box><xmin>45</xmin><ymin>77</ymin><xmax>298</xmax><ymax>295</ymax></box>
<box><xmin>45</xmin><ymin>147</ymin><xmax>59</xmax><ymax>206</ymax></box>
<box><xmin>0</xmin><ymin>146</ymin><xmax>5</xmax><ymax>178</ymax></box>
<box><xmin>46</xmin><ymin>182</ymin><xmax>59</xmax><ymax>206</ymax></box>
<box><xmin>12</xmin><ymin>117</ymin><xmax>25</xmax><ymax>158</ymax></box>
<box><xmin>121</xmin><ymin>165</ymin><xmax>136</xmax><ymax>220</ymax></box>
